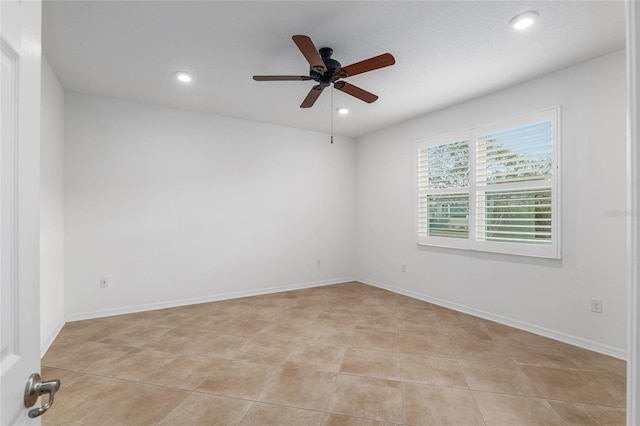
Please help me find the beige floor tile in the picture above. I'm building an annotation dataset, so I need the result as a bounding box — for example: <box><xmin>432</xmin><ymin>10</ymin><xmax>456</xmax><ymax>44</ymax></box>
<box><xmin>41</xmin><ymin>366</ymin><xmax>85</xmax><ymax>385</ymax></box>
<box><xmin>261</xmin><ymin>320</ymin><xmax>313</xmax><ymax>340</ymax></box>
<box><xmin>397</xmin><ymin>317</ymin><xmax>444</xmax><ymax>335</ymax></box>
<box><xmin>303</xmin><ymin>324</ymin><xmax>354</xmax><ymax>347</ymax></box>
<box><xmin>316</xmin><ymin>312</ymin><xmax>358</xmax><ymax>329</ymax></box>
<box><xmin>433</xmin><ymin>307</ymin><xmax>485</xmax><ymax>324</ymax></box>
<box><xmin>277</xmin><ymin>306</ymin><xmax>323</xmax><ymax>321</ymax></box>
<box><xmin>41</xmin><ymin>338</ymin><xmax>89</xmax><ymax>367</ymax></box>
<box><xmin>520</xmin><ymin>365</ymin><xmax>626</xmax><ymax>407</ymax></box>
<box><xmin>55</xmin><ymin>319</ymin><xmax>128</xmax><ymax>342</ymax></box>
<box><xmin>399</xmin><ymin>331</ymin><xmax>453</xmax><ymax>358</ymax></box>
<box><xmin>458</xmin><ymin>359</ymin><xmax>542</xmax><ymax>396</ymax></box>
<box><xmin>41</xmin><ymin>420</ymin><xmax>67</xmax><ymax>426</ymax></box>
<box><xmin>441</xmin><ymin>321</ymin><xmax>493</xmax><ymax>341</ymax></box>
<box><xmin>361</xmin><ymin>293</ymin><xmax>397</xmax><ymax>305</ymax></box>
<box><xmin>105</xmin><ymin>310</ymin><xmax>165</xmax><ymax>326</ymax></box>
<box><xmin>284</xmin><ymin>342</ymin><xmax>347</xmax><ymax>373</ymax></box>
<box><xmin>144</xmin><ymin>327</ymin><xmax>248</xmax><ymax>358</ymax></box>
<box><xmin>248</xmin><ymin>306</ymin><xmax>295</xmax><ymax>320</ymax></box>
<box><xmin>192</xmin><ymin>331</ymin><xmax>251</xmax><ymax>358</ymax></box>
<box><xmin>259</xmin><ymin>367</ymin><xmax>337</xmax><ymax>411</ymax></box>
<box><xmin>549</xmin><ymin>400</ymin><xmax>626</xmax><ymax>425</ymax></box>
<box><xmin>97</xmin><ymin>323</ymin><xmax>174</xmax><ymax>347</ymax></box>
<box><xmin>396</xmin><ymin>306</ymin><xmax>439</xmax><ymax>322</ymax></box>
<box><xmin>239</xmin><ymin>402</ymin><xmax>324</xmax><ymax>426</ymax></box>
<box><xmin>91</xmin><ymin>347</ymin><xmax>176</xmax><ymax>381</ymax></box>
<box><xmin>216</xmin><ymin>318</ymin><xmax>272</xmax><ymax>337</ymax></box>
<box><xmin>209</xmin><ymin>299</ymin><xmax>255</xmax><ymax>315</ymax></box>
<box><xmin>506</xmin><ymin>342</ymin><xmax>582</xmax><ymax>369</ymax></box>
<box><xmin>396</xmin><ymin>296</ymin><xmax>434</xmax><ymax>310</ymax></box>
<box><xmin>250</xmin><ymin>330</ymin><xmax>300</xmax><ymax>347</ymax></box>
<box><xmin>40</xmin><ymin>282</ymin><xmax>629</xmax><ymax>425</ymax></box>
<box><xmin>233</xmin><ymin>337</ymin><xmax>297</xmax><ymax>366</ymax></box>
<box><xmin>555</xmin><ymin>344</ymin><xmax>627</xmax><ymax>375</ymax></box>
<box><xmin>340</xmin><ymin>348</ymin><xmax>401</xmax><ymax>380</ymax></box>
<box><xmin>355</xmin><ymin>313</ymin><xmax>397</xmax><ymax>332</ymax></box>
<box><xmin>399</xmin><ymin>353</ymin><xmax>468</xmax><ymax>388</ymax></box>
<box><xmin>327</xmin><ymin>375</ymin><xmax>403</xmax><ymax>423</ymax></box>
<box><xmin>321</xmin><ymin>414</ymin><xmax>395</xmax><ymax>426</ymax></box>
<box><xmin>140</xmin><ymin>306</ymin><xmax>200</xmax><ymax>328</ymax></box>
<box><xmin>139</xmin><ymin>354</ymin><xmax>212</xmax><ymax>390</ymax></box>
<box><xmin>402</xmin><ymin>382</ymin><xmax>484</xmax><ymax>426</ymax></box>
<box><xmin>483</xmin><ymin>322</ymin><xmax>567</xmax><ymax>348</ymax></box>
<box><xmin>75</xmin><ymin>381</ymin><xmax>189</xmax><ymax>425</ymax></box>
<box><xmin>229</xmin><ymin>307</ymin><xmax>281</xmax><ymax>322</ymax></box>
<box><xmin>472</xmin><ymin>391</ymin><xmax>565</xmax><ymax>425</ymax></box>
<box><xmin>322</xmin><ymin>301</ymin><xmax>366</xmax><ymax>315</ymax></box>
<box><xmin>349</xmin><ymin>328</ymin><xmax>399</xmax><ymax>353</ymax></box>
<box><xmin>157</xmin><ymin>392</ymin><xmax>252</xmax><ymax>425</ymax></box>
<box><xmin>42</xmin><ymin>339</ymin><xmax>134</xmax><ymax>373</ymax></box>
<box><xmin>196</xmin><ymin>358</ymin><xmax>279</xmax><ymax>399</ymax></box>
<box><xmin>358</xmin><ymin>303</ymin><xmax>396</xmax><ymax>316</ymax></box>
<box><xmin>447</xmin><ymin>338</ymin><xmax>512</xmax><ymax>362</ymax></box>
<box><xmin>41</xmin><ymin>373</ymin><xmax>133</xmax><ymax>424</ymax></box>
<box><xmin>180</xmin><ymin>311</ymin><xmax>239</xmax><ymax>330</ymax></box>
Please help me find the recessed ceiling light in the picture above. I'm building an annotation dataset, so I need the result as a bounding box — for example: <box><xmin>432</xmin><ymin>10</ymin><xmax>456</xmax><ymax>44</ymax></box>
<box><xmin>510</xmin><ymin>11</ymin><xmax>539</xmax><ymax>30</ymax></box>
<box><xmin>175</xmin><ymin>71</ymin><xmax>193</xmax><ymax>83</ymax></box>
<box><xmin>336</xmin><ymin>107</ymin><xmax>349</xmax><ymax>115</ymax></box>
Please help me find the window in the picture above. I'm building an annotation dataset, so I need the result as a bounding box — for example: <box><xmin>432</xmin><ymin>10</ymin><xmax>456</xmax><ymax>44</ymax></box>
<box><xmin>416</xmin><ymin>107</ymin><xmax>560</xmax><ymax>258</ymax></box>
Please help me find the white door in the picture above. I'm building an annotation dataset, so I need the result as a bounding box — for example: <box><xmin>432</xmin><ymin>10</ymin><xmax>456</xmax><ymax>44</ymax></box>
<box><xmin>1</xmin><ymin>0</ymin><xmax>44</xmax><ymax>424</ymax></box>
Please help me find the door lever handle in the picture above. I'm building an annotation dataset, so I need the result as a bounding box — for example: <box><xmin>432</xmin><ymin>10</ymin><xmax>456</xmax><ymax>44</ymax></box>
<box><xmin>24</xmin><ymin>373</ymin><xmax>61</xmax><ymax>418</ymax></box>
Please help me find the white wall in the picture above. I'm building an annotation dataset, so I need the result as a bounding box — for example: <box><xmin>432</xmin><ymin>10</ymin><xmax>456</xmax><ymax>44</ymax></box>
<box><xmin>40</xmin><ymin>58</ymin><xmax>65</xmax><ymax>354</ymax></box>
<box><xmin>60</xmin><ymin>50</ymin><xmax>627</xmax><ymax>357</ymax></box>
<box><xmin>356</xmin><ymin>50</ymin><xmax>628</xmax><ymax>357</ymax></box>
<box><xmin>64</xmin><ymin>94</ymin><xmax>356</xmax><ymax>319</ymax></box>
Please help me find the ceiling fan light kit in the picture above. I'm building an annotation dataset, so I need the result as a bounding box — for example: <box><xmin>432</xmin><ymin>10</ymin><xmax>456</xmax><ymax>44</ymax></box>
<box><xmin>253</xmin><ymin>35</ymin><xmax>395</xmax><ymax>109</ymax></box>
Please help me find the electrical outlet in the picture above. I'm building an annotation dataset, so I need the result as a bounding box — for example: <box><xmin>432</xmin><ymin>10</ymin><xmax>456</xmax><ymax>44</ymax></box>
<box><xmin>401</xmin><ymin>264</ymin><xmax>407</xmax><ymax>273</ymax></box>
<box><xmin>99</xmin><ymin>277</ymin><xmax>109</xmax><ymax>288</ymax></box>
<box><xmin>591</xmin><ymin>298</ymin><xmax>603</xmax><ymax>313</ymax></box>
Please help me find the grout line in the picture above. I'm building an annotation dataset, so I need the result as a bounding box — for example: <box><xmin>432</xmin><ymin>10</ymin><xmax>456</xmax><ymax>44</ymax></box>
<box><xmin>468</xmin><ymin>388</ymin><xmax>489</xmax><ymax>426</ymax></box>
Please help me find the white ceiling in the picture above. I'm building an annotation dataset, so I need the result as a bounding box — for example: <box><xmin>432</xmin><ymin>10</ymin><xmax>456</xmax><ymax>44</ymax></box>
<box><xmin>43</xmin><ymin>1</ymin><xmax>626</xmax><ymax>138</ymax></box>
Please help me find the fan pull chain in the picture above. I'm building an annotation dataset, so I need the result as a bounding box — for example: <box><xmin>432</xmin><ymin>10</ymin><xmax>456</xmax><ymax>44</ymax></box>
<box><xmin>330</xmin><ymin>86</ymin><xmax>334</xmax><ymax>144</ymax></box>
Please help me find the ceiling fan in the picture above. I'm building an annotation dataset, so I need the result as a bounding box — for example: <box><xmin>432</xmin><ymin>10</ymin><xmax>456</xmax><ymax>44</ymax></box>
<box><xmin>253</xmin><ymin>35</ymin><xmax>395</xmax><ymax>108</ymax></box>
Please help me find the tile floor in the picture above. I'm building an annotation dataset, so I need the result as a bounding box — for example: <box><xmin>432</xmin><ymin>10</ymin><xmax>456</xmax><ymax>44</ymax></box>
<box><xmin>40</xmin><ymin>282</ymin><xmax>626</xmax><ymax>425</ymax></box>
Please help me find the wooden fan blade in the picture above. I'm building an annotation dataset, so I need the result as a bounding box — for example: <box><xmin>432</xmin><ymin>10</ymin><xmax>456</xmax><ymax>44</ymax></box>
<box><xmin>337</xmin><ymin>53</ymin><xmax>395</xmax><ymax>78</ymax></box>
<box><xmin>334</xmin><ymin>81</ymin><xmax>378</xmax><ymax>103</ymax></box>
<box><xmin>253</xmin><ymin>75</ymin><xmax>312</xmax><ymax>81</ymax></box>
<box><xmin>300</xmin><ymin>85</ymin><xmax>325</xmax><ymax>108</ymax></box>
<box><xmin>292</xmin><ymin>35</ymin><xmax>327</xmax><ymax>73</ymax></box>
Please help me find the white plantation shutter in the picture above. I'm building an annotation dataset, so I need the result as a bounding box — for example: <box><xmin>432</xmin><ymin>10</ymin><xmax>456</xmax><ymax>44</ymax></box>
<box><xmin>417</xmin><ymin>134</ymin><xmax>471</xmax><ymax>248</ymax></box>
<box><xmin>476</xmin><ymin>121</ymin><xmax>553</xmax><ymax>186</ymax></box>
<box><xmin>476</xmin><ymin>188</ymin><xmax>552</xmax><ymax>243</ymax></box>
<box><xmin>475</xmin><ymin>108</ymin><xmax>560</xmax><ymax>257</ymax></box>
<box><xmin>416</xmin><ymin>107</ymin><xmax>561</xmax><ymax>258</ymax></box>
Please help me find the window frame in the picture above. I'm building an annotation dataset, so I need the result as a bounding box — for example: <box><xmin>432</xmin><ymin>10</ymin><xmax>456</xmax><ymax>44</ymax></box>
<box><xmin>415</xmin><ymin>107</ymin><xmax>561</xmax><ymax>259</ymax></box>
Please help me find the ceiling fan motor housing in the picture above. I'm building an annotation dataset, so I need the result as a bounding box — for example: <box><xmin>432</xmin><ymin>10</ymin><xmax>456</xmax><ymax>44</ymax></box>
<box><xmin>311</xmin><ymin>47</ymin><xmax>342</xmax><ymax>86</ymax></box>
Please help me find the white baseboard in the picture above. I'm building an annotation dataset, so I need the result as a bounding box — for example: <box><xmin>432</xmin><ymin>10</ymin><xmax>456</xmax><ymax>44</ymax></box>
<box><xmin>65</xmin><ymin>277</ymin><xmax>356</xmax><ymax>322</ymax></box>
<box><xmin>359</xmin><ymin>277</ymin><xmax>627</xmax><ymax>360</ymax></box>
<box><xmin>62</xmin><ymin>275</ymin><xmax>625</xmax><ymax>360</ymax></box>
<box><xmin>41</xmin><ymin>318</ymin><xmax>66</xmax><ymax>358</ymax></box>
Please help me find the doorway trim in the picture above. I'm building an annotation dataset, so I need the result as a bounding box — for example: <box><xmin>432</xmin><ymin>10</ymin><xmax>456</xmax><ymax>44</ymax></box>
<box><xmin>626</xmin><ymin>1</ymin><xmax>639</xmax><ymax>424</ymax></box>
